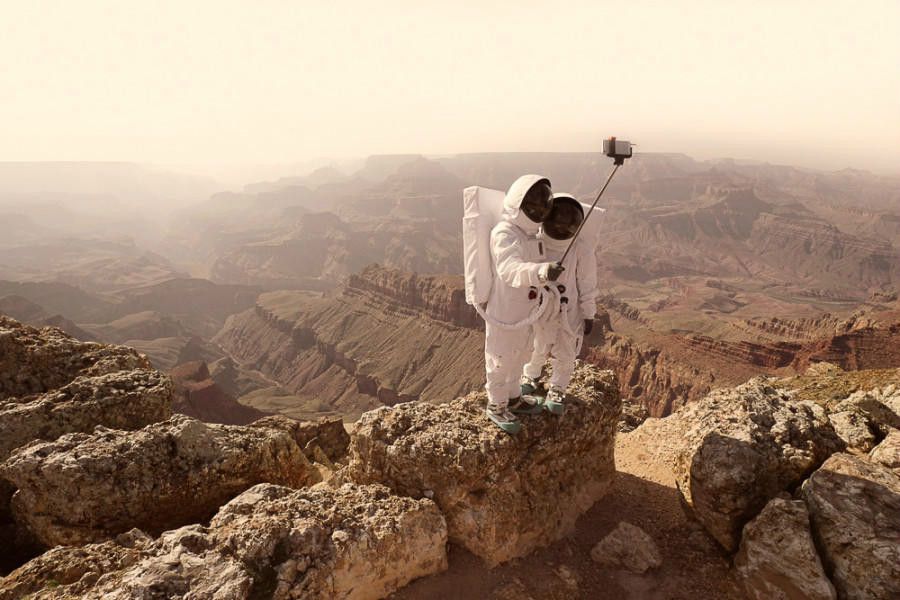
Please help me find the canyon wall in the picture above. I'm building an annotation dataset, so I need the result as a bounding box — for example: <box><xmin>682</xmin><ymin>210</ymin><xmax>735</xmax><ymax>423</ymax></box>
<box><xmin>214</xmin><ymin>266</ymin><xmax>484</xmax><ymax>419</ymax></box>
<box><xmin>216</xmin><ymin>265</ymin><xmax>900</xmax><ymax>420</ymax></box>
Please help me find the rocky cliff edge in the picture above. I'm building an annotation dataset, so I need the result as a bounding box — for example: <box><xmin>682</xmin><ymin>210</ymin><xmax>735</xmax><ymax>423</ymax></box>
<box><xmin>0</xmin><ymin>315</ymin><xmax>622</xmax><ymax>599</ymax></box>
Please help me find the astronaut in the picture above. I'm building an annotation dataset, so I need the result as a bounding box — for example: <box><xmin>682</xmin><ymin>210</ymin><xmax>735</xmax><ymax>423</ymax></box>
<box><xmin>521</xmin><ymin>193</ymin><xmax>598</xmax><ymax>415</ymax></box>
<box><xmin>484</xmin><ymin>175</ymin><xmax>563</xmax><ymax>434</ymax></box>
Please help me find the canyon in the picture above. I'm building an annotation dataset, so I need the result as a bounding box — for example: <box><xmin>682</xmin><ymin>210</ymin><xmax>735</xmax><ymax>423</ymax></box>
<box><xmin>213</xmin><ymin>265</ymin><xmax>483</xmax><ymax>421</ymax></box>
<box><xmin>1</xmin><ymin>153</ymin><xmax>900</xmax><ymax>599</ymax></box>
<box><xmin>212</xmin><ymin>262</ymin><xmax>900</xmax><ymax>420</ymax></box>
<box><xmin>1</xmin><ymin>153</ymin><xmax>899</xmax><ymax>422</ymax></box>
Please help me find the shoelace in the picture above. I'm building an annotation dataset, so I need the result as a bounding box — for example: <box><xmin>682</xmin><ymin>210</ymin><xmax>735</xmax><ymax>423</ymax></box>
<box><xmin>498</xmin><ymin>408</ymin><xmax>517</xmax><ymax>422</ymax></box>
<box><xmin>488</xmin><ymin>405</ymin><xmax>518</xmax><ymax>422</ymax></box>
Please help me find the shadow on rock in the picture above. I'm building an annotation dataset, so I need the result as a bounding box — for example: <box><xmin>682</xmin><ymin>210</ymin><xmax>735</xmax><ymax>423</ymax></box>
<box><xmin>392</xmin><ymin>472</ymin><xmax>741</xmax><ymax>600</ymax></box>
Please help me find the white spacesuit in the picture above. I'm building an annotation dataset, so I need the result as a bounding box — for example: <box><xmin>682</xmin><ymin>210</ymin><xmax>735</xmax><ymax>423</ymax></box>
<box><xmin>522</xmin><ymin>194</ymin><xmax>599</xmax><ymax>414</ymax></box>
<box><xmin>484</xmin><ymin>175</ymin><xmax>556</xmax><ymax>433</ymax></box>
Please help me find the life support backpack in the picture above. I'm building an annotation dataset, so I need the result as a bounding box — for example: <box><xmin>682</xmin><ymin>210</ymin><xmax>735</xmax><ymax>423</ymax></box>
<box><xmin>462</xmin><ymin>186</ymin><xmax>506</xmax><ymax>306</ymax></box>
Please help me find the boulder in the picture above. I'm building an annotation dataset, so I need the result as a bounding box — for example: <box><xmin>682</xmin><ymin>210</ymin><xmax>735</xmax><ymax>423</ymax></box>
<box><xmin>869</xmin><ymin>429</ymin><xmax>900</xmax><ymax>473</ymax></box>
<box><xmin>801</xmin><ymin>453</ymin><xmax>900</xmax><ymax>600</ymax></box>
<box><xmin>672</xmin><ymin>378</ymin><xmax>842</xmax><ymax>551</ymax></box>
<box><xmin>0</xmin><ymin>316</ymin><xmax>150</xmax><ymax>401</ymax></box>
<box><xmin>590</xmin><ymin>521</ymin><xmax>662</xmax><ymax>574</ymax></box>
<box><xmin>827</xmin><ymin>409</ymin><xmax>877</xmax><ymax>453</ymax></box>
<box><xmin>1</xmin><ymin>483</ymin><xmax>448</xmax><ymax>600</ymax></box>
<box><xmin>0</xmin><ymin>369</ymin><xmax>172</xmax><ymax>463</ymax></box>
<box><xmin>0</xmin><ymin>529</ymin><xmax>153</xmax><ymax>600</ymax></box>
<box><xmin>253</xmin><ymin>414</ymin><xmax>350</xmax><ymax>463</ymax></box>
<box><xmin>734</xmin><ymin>496</ymin><xmax>836</xmax><ymax>600</ymax></box>
<box><xmin>347</xmin><ymin>365</ymin><xmax>621</xmax><ymax>566</ymax></box>
<box><xmin>827</xmin><ymin>386</ymin><xmax>900</xmax><ymax>453</ymax></box>
<box><xmin>838</xmin><ymin>386</ymin><xmax>900</xmax><ymax>435</ymax></box>
<box><xmin>1</xmin><ymin>415</ymin><xmax>314</xmax><ymax>547</ymax></box>
<box><xmin>208</xmin><ymin>483</ymin><xmax>447</xmax><ymax>599</ymax></box>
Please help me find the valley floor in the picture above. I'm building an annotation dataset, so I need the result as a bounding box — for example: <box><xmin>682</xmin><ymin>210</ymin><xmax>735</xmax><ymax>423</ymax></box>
<box><xmin>392</xmin><ymin>427</ymin><xmax>743</xmax><ymax>600</ymax></box>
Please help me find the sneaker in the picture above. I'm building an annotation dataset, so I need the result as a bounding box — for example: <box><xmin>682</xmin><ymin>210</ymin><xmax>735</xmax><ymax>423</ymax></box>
<box><xmin>509</xmin><ymin>395</ymin><xmax>543</xmax><ymax>416</ymax></box>
<box><xmin>486</xmin><ymin>403</ymin><xmax>522</xmax><ymax>435</ymax></box>
<box><xmin>543</xmin><ymin>387</ymin><xmax>566</xmax><ymax>415</ymax></box>
<box><xmin>520</xmin><ymin>375</ymin><xmax>543</xmax><ymax>398</ymax></box>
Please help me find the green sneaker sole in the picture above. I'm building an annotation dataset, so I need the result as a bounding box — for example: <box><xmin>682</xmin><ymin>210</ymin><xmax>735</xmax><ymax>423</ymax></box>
<box><xmin>543</xmin><ymin>400</ymin><xmax>565</xmax><ymax>416</ymax></box>
<box><xmin>486</xmin><ymin>410</ymin><xmax>522</xmax><ymax>435</ymax></box>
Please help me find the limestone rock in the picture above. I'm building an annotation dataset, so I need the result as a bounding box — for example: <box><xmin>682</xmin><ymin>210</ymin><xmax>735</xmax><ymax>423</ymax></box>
<box><xmin>590</xmin><ymin>521</ymin><xmax>662</xmax><ymax>574</ymax></box>
<box><xmin>827</xmin><ymin>409</ymin><xmax>877</xmax><ymax>453</ymax></box>
<box><xmin>734</xmin><ymin>496</ymin><xmax>836</xmax><ymax>600</ymax></box>
<box><xmin>801</xmin><ymin>453</ymin><xmax>900</xmax><ymax>600</ymax></box>
<box><xmin>0</xmin><ymin>316</ymin><xmax>174</xmax><ymax>574</ymax></box>
<box><xmin>347</xmin><ymin>365</ymin><xmax>621</xmax><ymax>566</ymax></box>
<box><xmin>869</xmin><ymin>429</ymin><xmax>900</xmax><ymax>473</ymax></box>
<box><xmin>0</xmin><ymin>316</ymin><xmax>150</xmax><ymax>402</ymax></box>
<box><xmin>1</xmin><ymin>483</ymin><xmax>448</xmax><ymax>600</ymax></box>
<box><xmin>253</xmin><ymin>414</ymin><xmax>350</xmax><ymax>463</ymax></box>
<box><xmin>1</xmin><ymin>415</ymin><xmax>313</xmax><ymax>547</ymax></box>
<box><xmin>837</xmin><ymin>386</ymin><xmax>900</xmax><ymax>435</ymax></box>
<box><xmin>0</xmin><ymin>529</ymin><xmax>153</xmax><ymax>600</ymax></box>
<box><xmin>208</xmin><ymin>483</ymin><xmax>448</xmax><ymax>599</ymax></box>
<box><xmin>0</xmin><ymin>369</ymin><xmax>172</xmax><ymax>463</ymax></box>
<box><xmin>672</xmin><ymin>378</ymin><xmax>842</xmax><ymax>551</ymax></box>
<box><xmin>827</xmin><ymin>386</ymin><xmax>900</xmax><ymax>453</ymax></box>
<box><xmin>82</xmin><ymin>525</ymin><xmax>252</xmax><ymax>600</ymax></box>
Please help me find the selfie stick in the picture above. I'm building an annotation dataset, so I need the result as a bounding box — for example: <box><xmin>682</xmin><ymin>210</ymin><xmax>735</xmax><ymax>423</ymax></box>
<box><xmin>557</xmin><ymin>138</ymin><xmax>631</xmax><ymax>266</ymax></box>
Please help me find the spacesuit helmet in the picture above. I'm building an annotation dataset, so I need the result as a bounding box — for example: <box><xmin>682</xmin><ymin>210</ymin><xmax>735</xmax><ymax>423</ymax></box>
<box><xmin>520</xmin><ymin>179</ymin><xmax>553</xmax><ymax>223</ymax></box>
<box><xmin>544</xmin><ymin>195</ymin><xmax>584</xmax><ymax>240</ymax></box>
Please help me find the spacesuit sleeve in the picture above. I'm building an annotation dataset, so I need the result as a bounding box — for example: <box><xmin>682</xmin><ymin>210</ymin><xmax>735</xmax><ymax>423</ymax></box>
<box><xmin>491</xmin><ymin>227</ymin><xmax>545</xmax><ymax>289</ymax></box>
<box><xmin>576</xmin><ymin>241</ymin><xmax>599</xmax><ymax>319</ymax></box>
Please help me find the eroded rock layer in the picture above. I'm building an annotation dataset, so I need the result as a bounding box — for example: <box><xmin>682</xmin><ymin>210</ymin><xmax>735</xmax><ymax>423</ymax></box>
<box><xmin>213</xmin><ymin>270</ymin><xmax>484</xmax><ymax>418</ymax></box>
<box><xmin>0</xmin><ymin>316</ymin><xmax>151</xmax><ymax>401</ymax></box>
<box><xmin>0</xmin><ymin>369</ymin><xmax>172</xmax><ymax>463</ymax></box>
<box><xmin>0</xmin><ymin>316</ymin><xmax>177</xmax><ymax>574</ymax></box>
<box><xmin>2</xmin><ymin>415</ymin><xmax>313</xmax><ymax>547</ymax></box>
<box><xmin>169</xmin><ymin>360</ymin><xmax>268</xmax><ymax>425</ymax></box>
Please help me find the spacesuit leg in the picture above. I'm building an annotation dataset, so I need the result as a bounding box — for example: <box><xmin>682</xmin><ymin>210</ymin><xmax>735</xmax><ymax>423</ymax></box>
<box><xmin>548</xmin><ymin>327</ymin><xmax>580</xmax><ymax>391</ymax></box>
<box><xmin>523</xmin><ymin>321</ymin><xmax>553</xmax><ymax>382</ymax></box>
<box><xmin>484</xmin><ymin>323</ymin><xmax>531</xmax><ymax>409</ymax></box>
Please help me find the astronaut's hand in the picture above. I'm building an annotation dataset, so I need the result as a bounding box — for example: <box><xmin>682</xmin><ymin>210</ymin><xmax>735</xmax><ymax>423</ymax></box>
<box><xmin>546</xmin><ymin>263</ymin><xmax>565</xmax><ymax>282</ymax></box>
<box><xmin>583</xmin><ymin>319</ymin><xmax>594</xmax><ymax>336</ymax></box>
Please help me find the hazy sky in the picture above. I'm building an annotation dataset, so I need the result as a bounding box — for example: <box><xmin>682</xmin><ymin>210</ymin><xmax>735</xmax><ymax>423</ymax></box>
<box><xmin>3</xmin><ymin>1</ymin><xmax>899</xmax><ymax>173</ymax></box>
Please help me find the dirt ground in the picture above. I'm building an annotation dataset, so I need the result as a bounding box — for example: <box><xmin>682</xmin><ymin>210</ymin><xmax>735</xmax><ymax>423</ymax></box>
<box><xmin>391</xmin><ymin>425</ymin><xmax>744</xmax><ymax>599</ymax></box>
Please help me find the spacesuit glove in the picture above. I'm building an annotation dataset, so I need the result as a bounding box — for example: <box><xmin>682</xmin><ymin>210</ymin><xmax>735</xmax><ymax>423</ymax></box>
<box><xmin>545</xmin><ymin>263</ymin><xmax>565</xmax><ymax>282</ymax></box>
